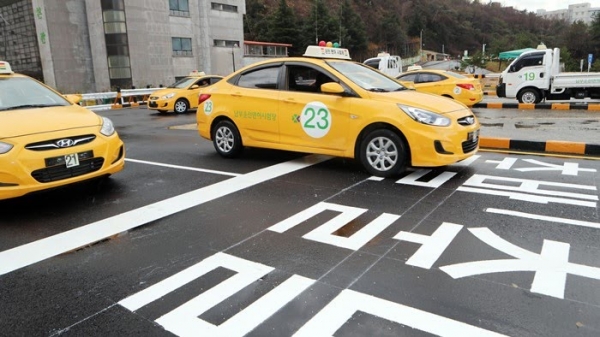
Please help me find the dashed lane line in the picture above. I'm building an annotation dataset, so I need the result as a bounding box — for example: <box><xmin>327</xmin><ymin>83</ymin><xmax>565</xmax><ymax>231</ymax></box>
<box><xmin>126</xmin><ymin>158</ymin><xmax>241</xmax><ymax>177</ymax></box>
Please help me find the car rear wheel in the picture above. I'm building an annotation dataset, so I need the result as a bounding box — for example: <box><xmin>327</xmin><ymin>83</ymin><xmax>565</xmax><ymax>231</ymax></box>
<box><xmin>517</xmin><ymin>89</ymin><xmax>541</xmax><ymax>104</ymax></box>
<box><xmin>212</xmin><ymin>120</ymin><xmax>243</xmax><ymax>158</ymax></box>
<box><xmin>359</xmin><ymin>129</ymin><xmax>407</xmax><ymax>177</ymax></box>
<box><xmin>174</xmin><ymin>99</ymin><xmax>189</xmax><ymax>113</ymax></box>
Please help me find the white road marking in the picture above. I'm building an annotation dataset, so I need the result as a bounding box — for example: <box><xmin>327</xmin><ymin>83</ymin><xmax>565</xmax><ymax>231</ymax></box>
<box><xmin>441</xmin><ymin>228</ymin><xmax>600</xmax><ymax>299</ymax></box>
<box><xmin>126</xmin><ymin>158</ymin><xmax>241</xmax><ymax>177</ymax></box>
<box><xmin>0</xmin><ymin>155</ymin><xmax>331</xmax><ymax>276</ymax></box>
<box><xmin>293</xmin><ymin>289</ymin><xmax>507</xmax><ymax>337</ymax></box>
<box><xmin>395</xmin><ymin>169</ymin><xmax>457</xmax><ymax>188</ymax></box>
<box><xmin>393</xmin><ymin>222</ymin><xmax>463</xmax><ymax>269</ymax></box>
<box><xmin>486</xmin><ymin>208</ymin><xmax>600</xmax><ymax>230</ymax></box>
<box><xmin>268</xmin><ymin>202</ymin><xmax>400</xmax><ymax>251</ymax></box>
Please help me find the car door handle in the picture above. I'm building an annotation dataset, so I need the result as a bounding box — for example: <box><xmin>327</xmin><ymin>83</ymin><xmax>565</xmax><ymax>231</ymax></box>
<box><xmin>284</xmin><ymin>98</ymin><xmax>296</xmax><ymax>103</ymax></box>
<box><xmin>540</xmin><ymin>72</ymin><xmax>544</xmax><ymax>78</ymax></box>
<box><xmin>231</xmin><ymin>92</ymin><xmax>242</xmax><ymax>97</ymax></box>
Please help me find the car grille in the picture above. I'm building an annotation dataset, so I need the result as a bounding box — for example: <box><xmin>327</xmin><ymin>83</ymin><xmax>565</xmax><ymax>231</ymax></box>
<box><xmin>457</xmin><ymin>116</ymin><xmax>476</xmax><ymax>126</ymax></box>
<box><xmin>148</xmin><ymin>101</ymin><xmax>158</xmax><ymax>108</ymax></box>
<box><xmin>462</xmin><ymin>139</ymin><xmax>478</xmax><ymax>153</ymax></box>
<box><xmin>25</xmin><ymin>135</ymin><xmax>96</xmax><ymax>151</ymax></box>
<box><xmin>31</xmin><ymin>158</ymin><xmax>104</xmax><ymax>183</ymax></box>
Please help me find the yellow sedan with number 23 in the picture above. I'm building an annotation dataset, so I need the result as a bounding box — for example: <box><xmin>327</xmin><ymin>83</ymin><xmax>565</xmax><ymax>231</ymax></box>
<box><xmin>196</xmin><ymin>46</ymin><xmax>480</xmax><ymax>177</ymax></box>
<box><xmin>0</xmin><ymin>61</ymin><xmax>125</xmax><ymax>200</ymax></box>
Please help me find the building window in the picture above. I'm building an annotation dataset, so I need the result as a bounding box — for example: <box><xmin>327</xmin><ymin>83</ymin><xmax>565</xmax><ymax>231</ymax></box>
<box><xmin>170</xmin><ymin>0</ymin><xmax>190</xmax><ymax>17</ymax></box>
<box><xmin>172</xmin><ymin>37</ymin><xmax>192</xmax><ymax>56</ymax></box>
<box><xmin>211</xmin><ymin>2</ymin><xmax>238</xmax><ymax>12</ymax></box>
<box><xmin>214</xmin><ymin>39</ymin><xmax>239</xmax><ymax>48</ymax></box>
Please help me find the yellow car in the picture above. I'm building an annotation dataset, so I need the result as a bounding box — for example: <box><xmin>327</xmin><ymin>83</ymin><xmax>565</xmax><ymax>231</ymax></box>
<box><xmin>148</xmin><ymin>72</ymin><xmax>223</xmax><ymax>113</ymax></box>
<box><xmin>196</xmin><ymin>46</ymin><xmax>480</xmax><ymax>177</ymax></box>
<box><xmin>0</xmin><ymin>61</ymin><xmax>125</xmax><ymax>200</ymax></box>
<box><xmin>396</xmin><ymin>69</ymin><xmax>484</xmax><ymax>106</ymax></box>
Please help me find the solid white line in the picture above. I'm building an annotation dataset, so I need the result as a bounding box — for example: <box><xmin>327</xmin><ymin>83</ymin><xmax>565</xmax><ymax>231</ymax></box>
<box><xmin>125</xmin><ymin>158</ymin><xmax>241</xmax><ymax>177</ymax></box>
<box><xmin>486</xmin><ymin>208</ymin><xmax>600</xmax><ymax>230</ymax></box>
<box><xmin>0</xmin><ymin>155</ymin><xmax>331</xmax><ymax>276</ymax></box>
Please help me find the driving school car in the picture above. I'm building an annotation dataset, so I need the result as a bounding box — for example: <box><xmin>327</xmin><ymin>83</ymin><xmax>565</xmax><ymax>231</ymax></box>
<box><xmin>196</xmin><ymin>46</ymin><xmax>480</xmax><ymax>177</ymax></box>
<box><xmin>0</xmin><ymin>61</ymin><xmax>125</xmax><ymax>200</ymax></box>
<box><xmin>148</xmin><ymin>71</ymin><xmax>223</xmax><ymax>114</ymax></box>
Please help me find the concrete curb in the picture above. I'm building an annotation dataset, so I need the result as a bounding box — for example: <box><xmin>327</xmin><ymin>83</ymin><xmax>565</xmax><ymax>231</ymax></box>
<box><xmin>473</xmin><ymin>102</ymin><xmax>600</xmax><ymax>111</ymax></box>
<box><xmin>479</xmin><ymin>137</ymin><xmax>600</xmax><ymax>157</ymax></box>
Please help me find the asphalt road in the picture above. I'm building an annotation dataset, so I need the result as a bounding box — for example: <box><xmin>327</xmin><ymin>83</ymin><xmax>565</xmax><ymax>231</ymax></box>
<box><xmin>1</xmin><ymin>108</ymin><xmax>599</xmax><ymax>336</ymax></box>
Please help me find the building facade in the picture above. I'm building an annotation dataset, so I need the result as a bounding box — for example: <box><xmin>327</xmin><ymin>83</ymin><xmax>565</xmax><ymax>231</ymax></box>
<box><xmin>0</xmin><ymin>0</ymin><xmax>245</xmax><ymax>94</ymax></box>
<box><xmin>536</xmin><ymin>2</ymin><xmax>600</xmax><ymax>25</ymax></box>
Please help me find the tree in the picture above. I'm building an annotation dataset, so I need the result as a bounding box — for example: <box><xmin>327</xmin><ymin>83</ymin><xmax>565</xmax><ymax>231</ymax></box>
<box><xmin>558</xmin><ymin>47</ymin><xmax>578</xmax><ymax>72</ymax></box>
<box><xmin>561</xmin><ymin>20</ymin><xmax>591</xmax><ymax>61</ymax></box>
<box><xmin>298</xmin><ymin>0</ymin><xmax>340</xmax><ymax>51</ymax></box>
<box><xmin>265</xmin><ymin>0</ymin><xmax>301</xmax><ymax>55</ymax></box>
<box><xmin>376</xmin><ymin>13</ymin><xmax>407</xmax><ymax>57</ymax></box>
<box><xmin>338</xmin><ymin>0</ymin><xmax>368</xmax><ymax>58</ymax></box>
<box><xmin>590</xmin><ymin>12</ymin><xmax>600</xmax><ymax>55</ymax></box>
<box><xmin>244</xmin><ymin>0</ymin><xmax>269</xmax><ymax>41</ymax></box>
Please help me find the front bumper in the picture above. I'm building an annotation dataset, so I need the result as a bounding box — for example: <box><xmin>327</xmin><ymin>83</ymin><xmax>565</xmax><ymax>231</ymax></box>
<box><xmin>496</xmin><ymin>83</ymin><xmax>506</xmax><ymax>98</ymax></box>
<box><xmin>147</xmin><ymin>98</ymin><xmax>175</xmax><ymax>111</ymax></box>
<box><xmin>0</xmin><ymin>133</ymin><xmax>125</xmax><ymax>200</ymax></box>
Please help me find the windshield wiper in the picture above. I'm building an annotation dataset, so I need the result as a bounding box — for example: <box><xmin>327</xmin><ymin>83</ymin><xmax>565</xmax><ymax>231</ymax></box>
<box><xmin>367</xmin><ymin>88</ymin><xmax>389</xmax><ymax>92</ymax></box>
<box><xmin>0</xmin><ymin>104</ymin><xmax>65</xmax><ymax>111</ymax></box>
<box><xmin>393</xmin><ymin>87</ymin><xmax>409</xmax><ymax>91</ymax></box>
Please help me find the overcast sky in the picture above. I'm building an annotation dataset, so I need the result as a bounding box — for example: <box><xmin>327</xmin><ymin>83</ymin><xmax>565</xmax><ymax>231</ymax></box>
<box><xmin>498</xmin><ymin>0</ymin><xmax>589</xmax><ymax>12</ymax></box>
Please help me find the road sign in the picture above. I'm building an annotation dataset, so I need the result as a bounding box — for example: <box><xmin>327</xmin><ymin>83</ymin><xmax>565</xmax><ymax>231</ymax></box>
<box><xmin>589</xmin><ymin>53</ymin><xmax>593</xmax><ymax>72</ymax></box>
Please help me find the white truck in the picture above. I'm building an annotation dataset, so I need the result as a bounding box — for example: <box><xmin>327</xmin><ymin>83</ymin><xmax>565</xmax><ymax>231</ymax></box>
<box><xmin>496</xmin><ymin>47</ymin><xmax>600</xmax><ymax>103</ymax></box>
<box><xmin>364</xmin><ymin>52</ymin><xmax>402</xmax><ymax>77</ymax></box>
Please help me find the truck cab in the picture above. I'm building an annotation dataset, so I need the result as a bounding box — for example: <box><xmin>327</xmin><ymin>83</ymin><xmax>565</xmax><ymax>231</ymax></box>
<box><xmin>496</xmin><ymin>48</ymin><xmax>557</xmax><ymax>103</ymax></box>
<box><xmin>364</xmin><ymin>52</ymin><xmax>402</xmax><ymax>78</ymax></box>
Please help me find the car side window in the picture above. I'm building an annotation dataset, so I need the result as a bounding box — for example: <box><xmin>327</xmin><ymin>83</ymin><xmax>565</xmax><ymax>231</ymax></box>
<box><xmin>237</xmin><ymin>67</ymin><xmax>280</xmax><ymax>89</ymax></box>
<box><xmin>210</xmin><ymin>77</ymin><xmax>222</xmax><ymax>85</ymax></box>
<box><xmin>398</xmin><ymin>74</ymin><xmax>417</xmax><ymax>82</ymax></box>
<box><xmin>286</xmin><ymin>65</ymin><xmax>335</xmax><ymax>94</ymax></box>
<box><xmin>510</xmin><ymin>53</ymin><xmax>545</xmax><ymax>72</ymax></box>
<box><xmin>195</xmin><ymin>78</ymin><xmax>209</xmax><ymax>87</ymax></box>
<box><xmin>429</xmin><ymin>74</ymin><xmax>445</xmax><ymax>82</ymax></box>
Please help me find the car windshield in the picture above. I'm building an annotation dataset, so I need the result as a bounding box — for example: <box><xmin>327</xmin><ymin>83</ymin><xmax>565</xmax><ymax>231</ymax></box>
<box><xmin>0</xmin><ymin>77</ymin><xmax>70</xmax><ymax>111</ymax></box>
<box><xmin>168</xmin><ymin>77</ymin><xmax>197</xmax><ymax>89</ymax></box>
<box><xmin>327</xmin><ymin>61</ymin><xmax>407</xmax><ymax>92</ymax></box>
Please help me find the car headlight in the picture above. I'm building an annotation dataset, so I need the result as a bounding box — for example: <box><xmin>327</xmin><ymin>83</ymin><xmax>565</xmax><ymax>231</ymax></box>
<box><xmin>100</xmin><ymin>117</ymin><xmax>116</xmax><ymax>136</ymax></box>
<box><xmin>397</xmin><ymin>104</ymin><xmax>451</xmax><ymax>127</ymax></box>
<box><xmin>0</xmin><ymin>141</ymin><xmax>13</xmax><ymax>154</ymax></box>
<box><xmin>161</xmin><ymin>93</ymin><xmax>176</xmax><ymax>99</ymax></box>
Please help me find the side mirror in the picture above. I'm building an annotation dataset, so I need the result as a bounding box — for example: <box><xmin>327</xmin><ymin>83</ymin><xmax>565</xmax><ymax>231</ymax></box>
<box><xmin>509</xmin><ymin>65</ymin><xmax>516</xmax><ymax>73</ymax></box>
<box><xmin>190</xmin><ymin>84</ymin><xmax>200</xmax><ymax>89</ymax></box>
<box><xmin>64</xmin><ymin>94</ymin><xmax>82</xmax><ymax>105</ymax></box>
<box><xmin>320</xmin><ymin>82</ymin><xmax>346</xmax><ymax>95</ymax></box>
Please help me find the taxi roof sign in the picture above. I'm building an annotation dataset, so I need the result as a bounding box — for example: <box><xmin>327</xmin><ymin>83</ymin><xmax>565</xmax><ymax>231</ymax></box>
<box><xmin>0</xmin><ymin>61</ymin><xmax>13</xmax><ymax>74</ymax></box>
<box><xmin>303</xmin><ymin>46</ymin><xmax>351</xmax><ymax>60</ymax></box>
<box><xmin>188</xmin><ymin>70</ymin><xmax>206</xmax><ymax>76</ymax></box>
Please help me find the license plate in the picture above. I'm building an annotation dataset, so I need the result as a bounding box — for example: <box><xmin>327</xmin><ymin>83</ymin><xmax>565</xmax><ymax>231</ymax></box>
<box><xmin>65</xmin><ymin>153</ymin><xmax>80</xmax><ymax>168</ymax></box>
<box><xmin>468</xmin><ymin>130</ymin><xmax>479</xmax><ymax>142</ymax></box>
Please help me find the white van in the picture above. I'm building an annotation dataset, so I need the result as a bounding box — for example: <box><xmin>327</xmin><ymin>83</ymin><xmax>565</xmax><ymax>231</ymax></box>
<box><xmin>364</xmin><ymin>52</ymin><xmax>402</xmax><ymax>77</ymax></box>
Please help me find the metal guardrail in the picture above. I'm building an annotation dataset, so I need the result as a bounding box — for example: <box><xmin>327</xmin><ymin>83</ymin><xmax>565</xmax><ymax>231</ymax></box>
<box><xmin>77</xmin><ymin>88</ymin><xmax>162</xmax><ymax>112</ymax></box>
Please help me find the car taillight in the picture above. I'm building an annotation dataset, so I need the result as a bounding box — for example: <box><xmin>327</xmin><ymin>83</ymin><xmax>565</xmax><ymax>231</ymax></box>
<box><xmin>198</xmin><ymin>93</ymin><xmax>211</xmax><ymax>104</ymax></box>
<box><xmin>457</xmin><ymin>83</ymin><xmax>475</xmax><ymax>90</ymax></box>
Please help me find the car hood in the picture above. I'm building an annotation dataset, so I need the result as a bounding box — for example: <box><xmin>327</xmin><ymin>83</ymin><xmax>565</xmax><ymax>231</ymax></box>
<box><xmin>0</xmin><ymin>105</ymin><xmax>101</xmax><ymax>139</ymax></box>
<box><xmin>368</xmin><ymin>90</ymin><xmax>469</xmax><ymax>114</ymax></box>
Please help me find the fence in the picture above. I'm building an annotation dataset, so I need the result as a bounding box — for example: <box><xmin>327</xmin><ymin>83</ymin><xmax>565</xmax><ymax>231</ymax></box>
<box><xmin>75</xmin><ymin>87</ymin><xmax>161</xmax><ymax>112</ymax></box>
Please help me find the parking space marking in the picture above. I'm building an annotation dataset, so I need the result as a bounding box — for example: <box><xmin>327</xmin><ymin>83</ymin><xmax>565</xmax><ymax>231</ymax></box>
<box><xmin>486</xmin><ymin>208</ymin><xmax>600</xmax><ymax>230</ymax></box>
<box><xmin>0</xmin><ymin>155</ymin><xmax>331</xmax><ymax>276</ymax></box>
<box><xmin>126</xmin><ymin>158</ymin><xmax>241</xmax><ymax>177</ymax></box>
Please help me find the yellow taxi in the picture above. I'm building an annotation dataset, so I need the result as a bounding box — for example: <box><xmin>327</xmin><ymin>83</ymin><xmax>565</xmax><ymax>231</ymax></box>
<box><xmin>148</xmin><ymin>71</ymin><xmax>223</xmax><ymax>113</ymax></box>
<box><xmin>0</xmin><ymin>61</ymin><xmax>125</xmax><ymax>200</ymax></box>
<box><xmin>396</xmin><ymin>69</ymin><xmax>484</xmax><ymax>106</ymax></box>
<box><xmin>196</xmin><ymin>46</ymin><xmax>480</xmax><ymax>177</ymax></box>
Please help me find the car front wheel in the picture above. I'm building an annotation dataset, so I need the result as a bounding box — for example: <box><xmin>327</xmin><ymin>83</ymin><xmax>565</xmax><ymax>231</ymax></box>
<box><xmin>174</xmin><ymin>99</ymin><xmax>189</xmax><ymax>113</ymax></box>
<box><xmin>212</xmin><ymin>120</ymin><xmax>243</xmax><ymax>158</ymax></box>
<box><xmin>359</xmin><ymin>129</ymin><xmax>407</xmax><ymax>177</ymax></box>
<box><xmin>518</xmin><ymin>89</ymin><xmax>541</xmax><ymax>104</ymax></box>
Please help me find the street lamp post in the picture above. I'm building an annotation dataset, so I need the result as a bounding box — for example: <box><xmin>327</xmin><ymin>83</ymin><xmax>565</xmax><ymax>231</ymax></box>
<box><xmin>231</xmin><ymin>43</ymin><xmax>238</xmax><ymax>72</ymax></box>
<box><xmin>420</xmin><ymin>29</ymin><xmax>423</xmax><ymax>62</ymax></box>
<box><xmin>0</xmin><ymin>13</ymin><xmax>8</xmax><ymax>60</ymax></box>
